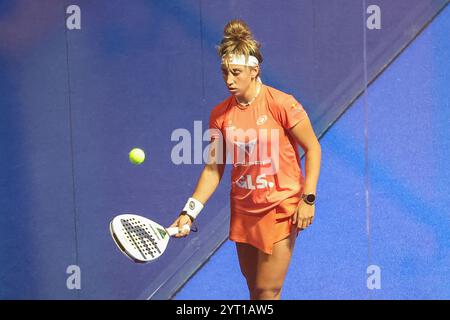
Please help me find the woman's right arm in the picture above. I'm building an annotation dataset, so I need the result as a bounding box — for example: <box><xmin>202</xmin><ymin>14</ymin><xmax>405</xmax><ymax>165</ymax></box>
<box><xmin>170</xmin><ymin>137</ymin><xmax>226</xmax><ymax>236</ymax></box>
<box><xmin>192</xmin><ymin>134</ymin><xmax>226</xmax><ymax>203</ymax></box>
<box><xmin>191</xmin><ymin>161</ymin><xmax>225</xmax><ymax>205</ymax></box>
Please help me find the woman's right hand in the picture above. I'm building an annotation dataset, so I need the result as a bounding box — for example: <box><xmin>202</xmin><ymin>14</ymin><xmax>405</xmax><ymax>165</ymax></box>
<box><xmin>169</xmin><ymin>214</ymin><xmax>193</xmax><ymax>238</ymax></box>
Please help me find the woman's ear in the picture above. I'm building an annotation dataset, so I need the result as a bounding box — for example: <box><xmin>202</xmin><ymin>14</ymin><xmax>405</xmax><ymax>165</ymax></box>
<box><xmin>250</xmin><ymin>66</ymin><xmax>259</xmax><ymax>80</ymax></box>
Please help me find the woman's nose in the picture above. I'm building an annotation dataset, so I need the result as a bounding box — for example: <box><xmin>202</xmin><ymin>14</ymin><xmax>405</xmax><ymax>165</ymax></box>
<box><xmin>226</xmin><ymin>74</ymin><xmax>234</xmax><ymax>85</ymax></box>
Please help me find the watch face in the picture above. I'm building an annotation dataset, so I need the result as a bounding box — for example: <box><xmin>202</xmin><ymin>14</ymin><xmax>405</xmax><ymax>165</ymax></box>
<box><xmin>306</xmin><ymin>194</ymin><xmax>316</xmax><ymax>203</ymax></box>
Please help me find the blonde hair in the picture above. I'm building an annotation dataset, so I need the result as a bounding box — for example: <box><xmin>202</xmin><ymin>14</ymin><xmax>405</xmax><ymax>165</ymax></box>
<box><xmin>217</xmin><ymin>19</ymin><xmax>263</xmax><ymax>75</ymax></box>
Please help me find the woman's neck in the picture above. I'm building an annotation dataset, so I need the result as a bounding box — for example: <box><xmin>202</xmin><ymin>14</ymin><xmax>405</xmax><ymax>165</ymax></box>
<box><xmin>236</xmin><ymin>81</ymin><xmax>261</xmax><ymax>106</ymax></box>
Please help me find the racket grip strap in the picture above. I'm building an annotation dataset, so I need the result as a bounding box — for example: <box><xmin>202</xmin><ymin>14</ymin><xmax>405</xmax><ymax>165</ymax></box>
<box><xmin>167</xmin><ymin>224</ymin><xmax>190</xmax><ymax>236</ymax></box>
<box><xmin>181</xmin><ymin>197</ymin><xmax>204</xmax><ymax>220</ymax></box>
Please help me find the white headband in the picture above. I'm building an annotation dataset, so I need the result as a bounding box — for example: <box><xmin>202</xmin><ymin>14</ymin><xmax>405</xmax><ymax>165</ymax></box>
<box><xmin>221</xmin><ymin>54</ymin><xmax>259</xmax><ymax>67</ymax></box>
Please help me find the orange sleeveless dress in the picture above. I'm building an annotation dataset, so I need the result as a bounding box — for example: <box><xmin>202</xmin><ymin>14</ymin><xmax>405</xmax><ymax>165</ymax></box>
<box><xmin>209</xmin><ymin>84</ymin><xmax>308</xmax><ymax>254</ymax></box>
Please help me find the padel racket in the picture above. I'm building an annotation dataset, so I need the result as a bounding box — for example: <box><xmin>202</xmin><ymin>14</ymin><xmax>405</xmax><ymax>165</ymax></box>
<box><xmin>109</xmin><ymin>214</ymin><xmax>190</xmax><ymax>263</ymax></box>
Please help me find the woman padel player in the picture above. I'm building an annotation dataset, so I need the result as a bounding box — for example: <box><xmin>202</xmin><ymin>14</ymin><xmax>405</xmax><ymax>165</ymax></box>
<box><xmin>170</xmin><ymin>19</ymin><xmax>321</xmax><ymax>300</ymax></box>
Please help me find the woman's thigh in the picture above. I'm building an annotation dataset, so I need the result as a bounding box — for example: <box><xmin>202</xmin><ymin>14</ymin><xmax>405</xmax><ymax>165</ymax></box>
<box><xmin>254</xmin><ymin>229</ymin><xmax>298</xmax><ymax>291</ymax></box>
<box><xmin>236</xmin><ymin>227</ymin><xmax>299</xmax><ymax>289</ymax></box>
<box><xmin>236</xmin><ymin>241</ymin><xmax>259</xmax><ymax>288</ymax></box>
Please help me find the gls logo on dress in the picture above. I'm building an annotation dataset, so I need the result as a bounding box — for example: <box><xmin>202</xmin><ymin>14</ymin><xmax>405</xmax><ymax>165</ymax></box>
<box><xmin>235</xmin><ymin>174</ymin><xmax>275</xmax><ymax>189</ymax></box>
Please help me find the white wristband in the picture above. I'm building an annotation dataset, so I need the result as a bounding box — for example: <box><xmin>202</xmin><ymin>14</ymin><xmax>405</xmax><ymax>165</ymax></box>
<box><xmin>182</xmin><ymin>197</ymin><xmax>204</xmax><ymax>220</ymax></box>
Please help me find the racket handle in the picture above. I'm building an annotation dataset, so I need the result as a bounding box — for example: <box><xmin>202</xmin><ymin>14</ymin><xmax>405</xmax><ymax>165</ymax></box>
<box><xmin>167</xmin><ymin>224</ymin><xmax>190</xmax><ymax>236</ymax></box>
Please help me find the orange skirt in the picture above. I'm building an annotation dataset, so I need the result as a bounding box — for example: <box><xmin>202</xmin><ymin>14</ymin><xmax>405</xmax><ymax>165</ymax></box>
<box><xmin>229</xmin><ymin>198</ymin><xmax>301</xmax><ymax>255</ymax></box>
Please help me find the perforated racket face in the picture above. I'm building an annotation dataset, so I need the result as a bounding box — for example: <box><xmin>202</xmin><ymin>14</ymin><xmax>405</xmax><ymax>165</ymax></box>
<box><xmin>110</xmin><ymin>214</ymin><xmax>170</xmax><ymax>263</ymax></box>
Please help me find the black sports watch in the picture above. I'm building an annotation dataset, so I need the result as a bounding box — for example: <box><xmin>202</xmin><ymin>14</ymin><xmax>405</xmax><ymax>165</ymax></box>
<box><xmin>302</xmin><ymin>193</ymin><xmax>316</xmax><ymax>205</ymax></box>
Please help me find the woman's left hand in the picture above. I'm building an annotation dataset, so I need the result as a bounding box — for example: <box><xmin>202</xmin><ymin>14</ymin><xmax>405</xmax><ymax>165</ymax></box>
<box><xmin>292</xmin><ymin>201</ymin><xmax>315</xmax><ymax>230</ymax></box>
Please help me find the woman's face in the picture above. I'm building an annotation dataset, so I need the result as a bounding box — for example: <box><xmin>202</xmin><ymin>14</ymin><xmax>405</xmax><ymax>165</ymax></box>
<box><xmin>221</xmin><ymin>64</ymin><xmax>258</xmax><ymax>97</ymax></box>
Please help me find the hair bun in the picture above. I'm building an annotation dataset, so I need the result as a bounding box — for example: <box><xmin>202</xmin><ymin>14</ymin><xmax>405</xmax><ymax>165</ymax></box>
<box><xmin>223</xmin><ymin>19</ymin><xmax>253</xmax><ymax>41</ymax></box>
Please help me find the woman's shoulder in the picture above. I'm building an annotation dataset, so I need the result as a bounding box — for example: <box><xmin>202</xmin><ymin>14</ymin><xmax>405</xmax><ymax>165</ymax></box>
<box><xmin>263</xmin><ymin>85</ymin><xmax>294</xmax><ymax>108</ymax></box>
<box><xmin>263</xmin><ymin>84</ymin><xmax>293</xmax><ymax>103</ymax></box>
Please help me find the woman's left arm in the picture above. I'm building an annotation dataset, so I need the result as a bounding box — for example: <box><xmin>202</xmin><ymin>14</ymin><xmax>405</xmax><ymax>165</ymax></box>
<box><xmin>289</xmin><ymin>116</ymin><xmax>321</xmax><ymax>194</ymax></box>
<box><xmin>288</xmin><ymin>116</ymin><xmax>322</xmax><ymax>229</ymax></box>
